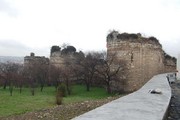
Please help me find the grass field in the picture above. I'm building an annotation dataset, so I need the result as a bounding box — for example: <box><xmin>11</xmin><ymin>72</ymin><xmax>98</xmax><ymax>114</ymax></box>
<box><xmin>0</xmin><ymin>85</ymin><xmax>113</xmax><ymax>117</ymax></box>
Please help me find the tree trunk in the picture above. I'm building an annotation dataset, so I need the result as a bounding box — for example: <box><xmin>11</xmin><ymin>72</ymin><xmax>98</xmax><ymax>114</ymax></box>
<box><xmin>107</xmin><ymin>83</ymin><xmax>111</xmax><ymax>94</ymax></box>
<box><xmin>66</xmin><ymin>79</ymin><xmax>71</xmax><ymax>95</ymax></box>
<box><xmin>40</xmin><ymin>84</ymin><xmax>44</xmax><ymax>92</ymax></box>
<box><xmin>31</xmin><ymin>88</ymin><xmax>35</xmax><ymax>96</ymax></box>
<box><xmin>31</xmin><ymin>83</ymin><xmax>35</xmax><ymax>96</ymax></box>
<box><xmin>19</xmin><ymin>86</ymin><xmax>22</xmax><ymax>94</ymax></box>
<box><xmin>86</xmin><ymin>82</ymin><xmax>90</xmax><ymax>91</ymax></box>
<box><xmin>3</xmin><ymin>80</ymin><xmax>7</xmax><ymax>89</ymax></box>
<box><xmin>9</xmin><ymin>85</ymin><xmax>13</xmax><ymax>96</ymax></box>
<box><xmin>106</xmin><ymin>78</ymin><xmax>111</xmax><ymax>94</ymax></box>
<box><xmin>55</xmin><ymin>80</ymin><xmax>58</xmax><ymax>91</ymax></box>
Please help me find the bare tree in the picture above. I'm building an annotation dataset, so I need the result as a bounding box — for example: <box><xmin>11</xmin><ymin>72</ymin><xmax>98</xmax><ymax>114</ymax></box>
<box><xmin>61</xmin><ymin>66</ymin><xmax>72</xmax><ymax>95</ymax></box>
<box><xmin>70</xmin><ymin>51</ymin><xmax>85</xmax><ymax>83</ymax></box>
<box><xmin>80</xmin><ymin>52</ymin><xmax>101</xmax><ymax>91</ymax></box>
<box><xmin>24</xmin><ymin>56</ymin><xmax>49</xmax><ymax>95</ymax></box>
<box><xmin>0</xmin><ymin>62</ymin><xmax>23</xmax><ymax>96</ymax></box>
<box><xmin>35</xmin><ymin>61</ymin><xmax>49</xmax><ymax>92</ymax></box>
<box><xmin>0</xmin><ymin>63</ymin><xmax>10</xmax><ymax>89</ymax></box>
<box><xmin>49</xmin><ymin>65</ymin><xmax>61</xmax><ymax>90</ymax></box>
<box><xmin>16</xmin><ymin>71</ymin><xmax>24</xmax><ymax>94</ymax></box>
<box><xmin>23</xmin><ymin>64</ymin><xmax>36</xmax><ymax>96</ymax></box>
<box><xmin>96</xmin><ymin>52</ymin><xmax>126</xmax><ymax>94</ymax></box>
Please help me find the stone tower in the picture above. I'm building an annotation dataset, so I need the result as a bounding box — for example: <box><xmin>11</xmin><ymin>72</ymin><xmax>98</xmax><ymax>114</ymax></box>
<box><xmin>107</xmin><ymin>31</ymin><xmax>175</xmax><ymax>92</ymax></box>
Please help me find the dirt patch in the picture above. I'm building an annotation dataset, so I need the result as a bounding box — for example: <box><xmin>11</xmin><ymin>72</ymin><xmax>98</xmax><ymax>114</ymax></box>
<box><xmin>1</xmin><ymin>96</ymin><xmax>120</xmax><ymax>120</ymax></box>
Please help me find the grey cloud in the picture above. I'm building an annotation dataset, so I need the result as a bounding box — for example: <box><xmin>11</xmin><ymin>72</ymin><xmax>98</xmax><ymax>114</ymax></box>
<box><xmin>0</xmin><ymin>0</ymin><xmax>17</xmax><ymax>17</ymax></box>
<box><xmin>0</xmin><ymin>40</ymin><xmax>49</xmax><ymax>57</ymax></box>
<box><xmin>0</xmin><ymin>40</ymin><xmax>31</xmax><ymax>56</ymax></box>
<box><xmin>162</xmin><ymin>39</ymin><xmax>180</xmax><ymax>58</ymax></box>
<box><xmin>0</xmin><ymin>40</ymin><xmax>28</xmax><ymax>49</ymax></box>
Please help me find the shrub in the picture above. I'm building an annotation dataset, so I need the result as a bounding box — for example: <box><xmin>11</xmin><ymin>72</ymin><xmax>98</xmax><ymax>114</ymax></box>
<box><xmin>56</xmin><ymin>92</ymin><xmax>63</xmax><ymax>105</ymax></box>
<box><xmin>51</xmin><ymin>46</ymin><xmax>61</xmax><ymax>54</ymax></box>
<box><xmin>148</xmin><ymin>36</ymin><xmax>159</xmax><ymax>44</ymax></box>
<box><xmin>129</xmin><ymin>34</ymin><xmax>138</xmax><ymax>39</ymax></box>
<box><xmin>57</xmin><ymin>83</ymin><xmax>67</xmax><ymax>97</ymax></box>
<box><xmin>117</xmin><ymin>33</ymin><xmax>129</xmax><ymax>39</ymax></box>
<box><xmin>117</xmin><ymin>33</ymin><xmax>139</xmax><ymax>40</ymax></box>
<box><xmin>56</xmin><ymin>83</ymin><xmax>67</xmax><ymax>105</ymax></box>
<box><xmin>148</xmin><ymin>36</ymin><xmax>157</xmax><ymax>41</ymax></box>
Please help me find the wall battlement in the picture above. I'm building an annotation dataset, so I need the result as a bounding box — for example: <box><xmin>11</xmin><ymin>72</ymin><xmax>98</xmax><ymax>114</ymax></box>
<box><xmin>107</xmin><ymin>31</ymin><xmax>176</xmax><ymax>92</ymax></box>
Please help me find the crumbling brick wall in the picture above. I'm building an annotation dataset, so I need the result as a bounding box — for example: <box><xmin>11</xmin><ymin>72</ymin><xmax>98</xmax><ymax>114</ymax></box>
<box><xmin>107</xmin><ymin>31</ymin><xmax>176</xmax><ymax>92</ymax></box>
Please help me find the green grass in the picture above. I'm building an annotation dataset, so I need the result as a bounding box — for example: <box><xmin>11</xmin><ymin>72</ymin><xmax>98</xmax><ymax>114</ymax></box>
<box><xmin>0</xmin><ymin>87</ymin><xmax>55</xmax><ymax>117</ymax></box>
<box><xmin>64</xmin><ymin>85</ymin><xmax>112</xmax><ymax>104</ymax></box>
<box><xmin>0</xmin><ymin>85</ymin><xmax>113</xmax><ymax>117</ymax></box>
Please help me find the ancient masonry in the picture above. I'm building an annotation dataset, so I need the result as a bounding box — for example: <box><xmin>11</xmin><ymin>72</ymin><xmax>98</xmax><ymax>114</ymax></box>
<box><xmin>23</xmin><ymin>32</ymin><xmax>176</xmax><ymax>93</ymax></box>
<box><xmin>24</xmin><ymin>52</ymin><xmax>49</xmax><ymax>68</ymax></box>
<box><xmin>49</xmin><ymin>50</ymin><xmax>66</xmax><ymax>68</ymax></box>
<box><xmin>107</xmin><ymin>31</ymin><xmax>176</xmax><ymax>92</ymax></box>
<box><xmin>49</xmin><ymin>46</ymin><xmax>79</xmax><ymax>68</ymax></box>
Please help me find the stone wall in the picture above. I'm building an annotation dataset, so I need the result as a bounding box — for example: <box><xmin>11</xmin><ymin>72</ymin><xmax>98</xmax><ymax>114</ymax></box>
<box><xmin>50</xmin><ymin>51</ymin><xmax>78</xmax><ymax>68</ymax></box>
<box><xmin>164</xmin><ymin>57</ymin><xmax>177</xmax><ymax>73</ymax></box>
<box><xmin>107</xmin><ymin>31</ymin><xmax>176</xmax><ymax>92</ymax></box>
<box><xmin>49</xmin><ymin>45</ymin><xmax>81</xmax><ymax>68</ymax></box>
<box><xmin>24</xmin><ymin>52</ymin><xmax>49</xmax><ymax>68</ymax></box>
<box><xmin>50</xmin><ymin>49</ymin><xmax>65</xmax><ymax>67</ymax></box>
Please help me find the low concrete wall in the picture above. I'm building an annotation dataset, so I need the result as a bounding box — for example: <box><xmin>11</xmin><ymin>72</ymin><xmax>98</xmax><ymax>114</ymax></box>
<box><xmin>72</xmin><ymin>73</ymin><xmax>171</xmax><ymax>120</ymax></box>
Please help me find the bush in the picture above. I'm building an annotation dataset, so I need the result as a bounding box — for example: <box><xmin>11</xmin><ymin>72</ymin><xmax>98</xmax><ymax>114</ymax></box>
<box><xmin>117</xmin><ymin>33</ymin><xmax>139</xmax><ymax>39</ymax></box>
<box><xmin>148</xmin><ymin>36</ymin><xmax>160</xmax><ymax>44</ymax></box>
<box><xmin>129</xmin><ymin>34</ymin><xmax>138</xmax><ymax>39</ymax></box>
<box><xmin>148</xmin><ymin>36</ymin><xmax>157</xmax><ymax>41</ymax></box>
<box><xmin>56</xmin><ymin>84</ymin><xmax>66</xmax><ymax>105</ymax></box>
<box><xmin>51</xmin><ymin>46</ymin><xmax>61</xmax><ymax>54</ymax></box>
<box><xmin>56</xmin><ymin>93</ymin><xmax>63</xmax><ymax>105</ymax></box>
<box><xmin>57</xmin><ymin>83</ymin><xmax>67</xmax><ymax>97</ymax></box>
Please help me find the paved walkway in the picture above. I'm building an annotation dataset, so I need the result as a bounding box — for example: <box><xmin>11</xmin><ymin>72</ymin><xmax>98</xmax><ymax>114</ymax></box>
<box><xmin>73</xmin><ymin>74</ymin><xmax>171</xmax><ymax>120</ymax></box>
<box><xmin>167</xmin><ymin>80</ymin><xmax>180</xmax><ymax>120</ymax></box>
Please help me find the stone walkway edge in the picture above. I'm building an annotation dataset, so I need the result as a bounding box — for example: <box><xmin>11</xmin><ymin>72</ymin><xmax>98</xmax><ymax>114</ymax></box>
<box><xmin>72</xmin><ymin>73</ymin><xmax>171</xmax><ymax>120</ymax></box>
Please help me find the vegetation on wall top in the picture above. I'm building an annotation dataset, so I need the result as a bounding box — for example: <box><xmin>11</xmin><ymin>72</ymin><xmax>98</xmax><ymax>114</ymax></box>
<box><xmin>163</xmin><ymin>51</ymin><xmax>177</xmax><ymax>64</ymax></box>
<box><xmin>51</xmin><ymin>46</ymin><xmax>61</xmax><ymax>54</ymax></box>
<box><xmin>106</xmin><ymin>30</ymin><xmax>161</xmax><ymax>46</ymax></box>
<box><xmin>51</xmin><ymin>45</ymin><xmax>77</xmax><ymax>55</ymax></box>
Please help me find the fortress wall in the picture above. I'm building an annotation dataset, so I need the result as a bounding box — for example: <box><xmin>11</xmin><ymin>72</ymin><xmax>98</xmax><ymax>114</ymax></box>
<box><xmin>164</xmin><ymin>58</ymin><xmax>177</xmax><ymax>73</ymax></box>
<box><xmin>24</xmin><ymin>53</ymin><xmax>49</xmax><ymax>68</ymax></box>
<box><xmin>49</xmin><ymin>56</ymin><xmax>65</xmax><ymax>68</ymax></box>
<box><xmin>107</xmin><ymin>40</ymin><xmax>164</xmax><ymax>92</ymax></box>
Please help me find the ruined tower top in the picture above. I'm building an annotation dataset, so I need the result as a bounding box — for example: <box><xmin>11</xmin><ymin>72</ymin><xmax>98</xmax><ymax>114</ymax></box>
<box><xmin>107</xmin><ymin>30</ymin><xmax>162</xmax><ymax>47</ymax></box>
<box><xmin>30</xmin><ymin>52</ymin><xmax>35</xmax><ymax>57</ymax></box>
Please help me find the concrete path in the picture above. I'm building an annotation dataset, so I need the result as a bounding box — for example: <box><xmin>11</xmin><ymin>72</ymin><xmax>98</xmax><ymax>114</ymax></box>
<box><xmin>72</xmin><ymin>74</ymin><xmax>171</xmax><ymax>120</ymax></box>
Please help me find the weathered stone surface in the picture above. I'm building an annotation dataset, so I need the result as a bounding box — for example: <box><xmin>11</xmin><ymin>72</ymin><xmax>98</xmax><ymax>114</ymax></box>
<box><xmin>107</xmin><ymin>31</ymin><xmax>176</xmax><ymax>92</ymax></box>
<box><xmin>24</xmin><ymin>52</ymin><xmax>49</xmax><ymax>67</ymax></box>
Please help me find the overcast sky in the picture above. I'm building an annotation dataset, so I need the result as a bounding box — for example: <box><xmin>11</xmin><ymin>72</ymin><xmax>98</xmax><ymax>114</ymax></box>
<box><xmin>0</xmin><ymin>0</ymin><xmax>180</xmax><ymax>57</ymax></box>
